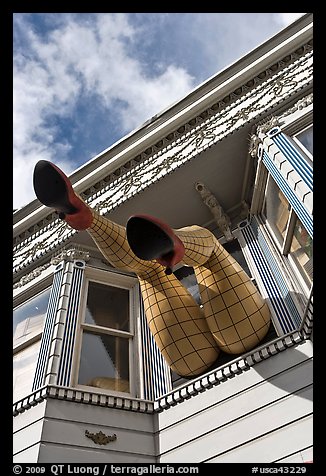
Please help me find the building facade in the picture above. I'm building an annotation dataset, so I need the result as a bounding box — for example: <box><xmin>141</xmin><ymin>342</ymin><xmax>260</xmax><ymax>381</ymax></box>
<box><xmin>13</xmin><ymin>13</ymin><xmax>313</xmax><ymax>463</ymax></box>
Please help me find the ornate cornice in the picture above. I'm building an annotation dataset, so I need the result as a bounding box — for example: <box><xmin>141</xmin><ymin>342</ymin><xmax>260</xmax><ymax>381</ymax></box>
<box><xmin>13</xmin><ymin>43</ymin><xmax>313</xmax><ymax>276</ymax></box>
<box><xmin>13</xmin><ymin>262</ymin><xmax>52</xmax><ymax>289</ymax></box>
<box><xmin>13</xmin><ymin>247</ymin><xmax>90</xmax><ymax>289</ymax></box>
<box><xmin>278</xmin><ymin>91</ymin><xmax>313</xmax><ymax>119</ymax></box>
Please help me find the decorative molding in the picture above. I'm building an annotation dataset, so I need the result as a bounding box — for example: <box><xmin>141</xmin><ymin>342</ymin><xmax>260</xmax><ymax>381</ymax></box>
<box><xmin>13</xmin><ymin>247</ymin><xmax>90</xmax><ymax>288</ymax></box>
<box><xmin>278</xmin><ymin>92</ymin><xmax>313</xmax><ymax>119</ymax></box>
<box><xmin>85</xmin><ymin>430</ymin><xmax>117</xmax><ymax>445</ymax></box>
<box><xmin>13</xmin><ymin>47</ymin><xmax>313</xmax><ymax>276</ymax></box>
<box><xmin>13</xmin><ymin>262</ymin><xmax>52</xmax><ymax>289</ymax></box>
<box><xmin>13</xmin><ymin>385</ymin><xmax>155</xmax><ymax>416</ymax></box>
<box><xmin>249</xmin><ymin>116</ymin><xmax>281</xmax><ymax>157</ymax></box>
<box><xmin>14</xmin><ymin>329</ymin><xmax>309</xmax><ymax>417</ymax></box>
<box><xmin>249</xmin><ymin>92</ymin><xmax>313</xmax><ymax>158</ymax></box>
<box><xmin>154</xmin><ymin>330</ymin><xmax>304</xmax><ymax>412</ymax></box>
<box><xmin>195</xmin><ymin>181</ymin><xmax>233</xmax><ymax>241</ymax></box>
<box><xmin>50</xmin><ymin>247</ymin><xmax>90</xmax><ymax>265</ymax></box>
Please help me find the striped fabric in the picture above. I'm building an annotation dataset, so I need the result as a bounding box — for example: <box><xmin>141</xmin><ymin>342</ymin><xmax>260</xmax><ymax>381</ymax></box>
<box><xmin>57</xmin><ymin>262</ymin><xmax>85</xmax><ymax>386</ymax></box>
<box><xmin>139</xmin><ymin>294</ymin><xmax>172</xmax><ymax>400</ymax></box>
<box><xmin>272</xmin><ymin>132</ymin><xmax>313</xmax><ymax>191</ymax></box>
<box><xmin>32</xmin><ymin>263</ymin><xmax>64</xmax><ymax>391</ymax></box>
<box><xmin>241</xmin><ymin>220</ymin><xmax>301</xmax><ymax>333</ymax></box>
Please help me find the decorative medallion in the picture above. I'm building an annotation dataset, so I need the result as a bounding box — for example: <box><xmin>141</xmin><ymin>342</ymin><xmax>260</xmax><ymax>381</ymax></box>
<box><xmin>85</xmin><ymin>429</ymin><xmax>117</xmax><ymax>445</ymax></box>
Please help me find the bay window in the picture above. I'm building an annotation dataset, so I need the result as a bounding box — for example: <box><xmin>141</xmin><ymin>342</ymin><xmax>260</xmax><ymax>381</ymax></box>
<box><xmin>13</xmin><ymin>287</ymin><xmax>51</xmax><ymax>402</ymax></box>
<box><xmin>262</xmin><ymin>174</ymin><xmax>313</xmax><ymax>291</ymax></box>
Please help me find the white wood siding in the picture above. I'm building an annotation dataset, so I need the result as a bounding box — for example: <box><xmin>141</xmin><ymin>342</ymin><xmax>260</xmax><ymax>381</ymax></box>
<box><xmin>13</xmin><ymin>400</ymin><xmax>46</xmax><ymax>462</ymax></box>
<box><xmin>38</xmin><ymin>399</ymin><xmax>156</xmax><ymax>463</ymax></box>
<box><xmin>157</xmin><ymin>340</ymin><xmax>313</xmax><ymax>463</ymax></box>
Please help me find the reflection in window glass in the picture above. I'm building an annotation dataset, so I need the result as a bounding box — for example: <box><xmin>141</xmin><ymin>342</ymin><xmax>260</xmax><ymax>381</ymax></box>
<box><xmin>13</xmin><ymin>288</ymin><xmax>51</xmax><ymax>346</ymax></box>
<box><xmin>174</xmin><ymin>266</ymin><xmax>201</xmax><ymax>305</ymax></box>
<box><xmin>264</xmin><ymin>177</ymin><xmax>290</xmax><ymax>246</ymax></box>
<box><xmin>13</xmin><ymin>340</ymin><xmax>41</xmax><ymax>402</ymax></box>
<box><xmin>295</xmin><ymin>125</ymin><xmax>313</xmax><ymax>156</ymax></box>
<box><xmin>85</xmin><ymin>282</ymin><xmax>130</xmax><ymax>331</ymax></box>
<box><xmin>289</xmin><ymin>218</ymin><xmax>313</xmax><ymax>286</ymax></box>
<box><xmin>174</xmin><ymin>241</ymin><xmax>253</xmax><ymax>307</ymax></box>
<box><xmin>78</xmin><ymin>332</ymin><xmax>130</xmax><ymax>393</ymax></box>
<box><xmin>223</xmin><ymin>239</ymin><xmax>252</xmax><ymax>279</ymax></box>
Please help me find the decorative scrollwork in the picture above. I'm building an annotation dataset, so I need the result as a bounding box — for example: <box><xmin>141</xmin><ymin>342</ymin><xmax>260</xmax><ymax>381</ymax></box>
<box><xmin>85</xmin><ymin>430</ymin><xmax>117</xmax><ymax>445</ymax></box>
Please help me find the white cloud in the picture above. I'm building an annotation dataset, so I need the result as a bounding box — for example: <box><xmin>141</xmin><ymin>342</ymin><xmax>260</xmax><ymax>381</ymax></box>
<box><xmin>13</xmin><ymin>13</ymin><xmax>308</xmax><ymax>211</ymax></box>
<box><xmin>13</xmin><ymin>13</ymin><xmax>195</xmax><ymax>210</ymax></box>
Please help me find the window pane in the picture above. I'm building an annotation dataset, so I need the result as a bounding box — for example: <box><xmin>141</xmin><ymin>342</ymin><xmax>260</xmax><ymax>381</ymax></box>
<box><xmin>13</xmin><ymin>288</ymin><xmax>51</xmax><ymax>347</ymax></box>
<box><xmin>174</xmin><ymin>266</ymin><xmax>201</xmax><ymax>305</ymax></box>
<box><xmin>174</xmin><ymin>240</ymin><xmax>253</xmax><ymax>306</ymax></box>
<box><xmin>13</xmin><ymin>340</ymin><xmax>41</xmax><ymax>402</ymax></box>
<box><xmin>85</xmin><ymin>281</ymin><xmax>130</xmax><ymax>331</ymax></box>
<box><xmin>289</xmin><ymin>218</ymin><xmax>313</xmax><ymax>286</ymax></box>
<box><xmin>264</xmin><ymin>176</ymin><xmax>290</xmax><ymax>246</ymax></box>
<box><xmin>295</xmin><ymin>125</ymin><xmax>313</xmax><ymax>155</ymax></box>
<box><xmin>78</xmin><ymin>332</ymin><xmax>130</xmax><ymax>393</ymax></box>
<box><xmin>223</xmin><ymin>239</ymin><xmax>252</xmax><ymax>278</ymax></box>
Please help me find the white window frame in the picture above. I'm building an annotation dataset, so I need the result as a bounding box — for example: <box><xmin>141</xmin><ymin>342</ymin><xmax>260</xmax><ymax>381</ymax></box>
<box><xmin>13</xmin><ymin>273</ymin><xmax>53</xmax><ymax>403</ymax></box>
<box><xmin>292</xmin><ymin>123</ymin><xmax>313</xmax><ymax>164</ymax></box>
<box><xmin>13</xmin><ymin>278</ymin><xmax>53</xmax><ymax>355</ymax></box>
<box><xmin>261</xmin><ymin>173</ymin><xmax>312</xmax><ymax>300</ymax></box>
<box><xmin>72</xmin><ymin>267</ymin><xmax>140</xmax><ymax>397</ymax></box>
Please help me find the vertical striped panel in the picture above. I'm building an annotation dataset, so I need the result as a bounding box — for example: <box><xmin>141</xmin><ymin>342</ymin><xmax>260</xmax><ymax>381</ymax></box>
<box><xmin>32</xmin><ymin>264</ymin><xmax>64</xmax><ymax>391</ymax></box>
<box><xmin>251</xmin><ymin>218</ymin><xmax>302</xmax><ymax>327</ymax></box>
<box><xmin>272</xmin><ymin>133</ymin><xmax>313</xmax><ymax>191</ymax></box>
<box><xmin>139</xmin><ymin>295</ymin><xmax>172</xmax><ymax>400</ymax></box>
<box><xmin>56</xmin><ymin>262</ymin><xmax>85</xmax><ymax>387</ymax></box>
<box><xmin>241</xmin><ymin>221</ymin><xmax>300</xmax><ymax>333</ymax></box>
<box><xmin>262</xmin><ymin>151</ymin><xmax>313</xmax><ymax>237</ymax></box>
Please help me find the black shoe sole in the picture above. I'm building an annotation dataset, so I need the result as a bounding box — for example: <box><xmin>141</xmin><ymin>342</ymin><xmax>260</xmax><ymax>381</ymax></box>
<box><xmin>126</xmin><ymin>216</ymin><xmax>174</xmax><ymax>260</ymax></box>
<box><xmin>33</xmin><ymin>160</ymin><xmax>77</xmax><ymax>214</ymax></box>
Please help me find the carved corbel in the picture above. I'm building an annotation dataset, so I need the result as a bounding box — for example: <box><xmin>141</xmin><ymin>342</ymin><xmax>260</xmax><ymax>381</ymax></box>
<box><xmin>195</xmin><ymin>182</ymin><xmax>233</xmax><ymax>241</ymax></box>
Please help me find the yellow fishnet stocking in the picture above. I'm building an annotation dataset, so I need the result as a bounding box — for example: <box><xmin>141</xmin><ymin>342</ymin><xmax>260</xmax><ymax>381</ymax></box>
<box><xmin>86</xmin><ymin>210</ymin><xmax>270</xmax><ymax>374</ymax></box>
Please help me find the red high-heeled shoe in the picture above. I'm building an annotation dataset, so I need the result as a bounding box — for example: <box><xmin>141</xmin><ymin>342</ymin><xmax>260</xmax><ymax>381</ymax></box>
<box><xmin>33</xmin><ymin>160</ymin><xmax>93</xmax><ymax>230</ymax></box>
<box><xmin>126</xmin><ymin>215</ymin><xmax>185</xmax><ymax>274</ymax></box>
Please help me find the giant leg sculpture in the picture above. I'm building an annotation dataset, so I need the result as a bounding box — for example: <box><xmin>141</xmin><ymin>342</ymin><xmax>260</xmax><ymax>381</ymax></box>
<box><xmin>33</xmin><ymin>160</ymin><xmax>270</xmax><ymax>378</ymax></box>
<box><xmin>33</xmin><ymin>161</ymin><xmax>220</xmax><ymax>377</ymax></box>
<box><xmin>88</xmin><ymin>213</ymin><xmax>220</xmax><ymax>377</ymax></box>
<box><xmin>175</xmin><ymin>226</ymin><xmax>271</xmax><ymax>354</ymax></box>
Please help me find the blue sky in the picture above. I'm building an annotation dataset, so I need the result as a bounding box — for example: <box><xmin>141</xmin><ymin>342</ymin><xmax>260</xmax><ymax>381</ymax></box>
<box><xmin>13</xmin><ymin>13</ymin><xmax>305</xmax><ymax>211</ymax></box>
